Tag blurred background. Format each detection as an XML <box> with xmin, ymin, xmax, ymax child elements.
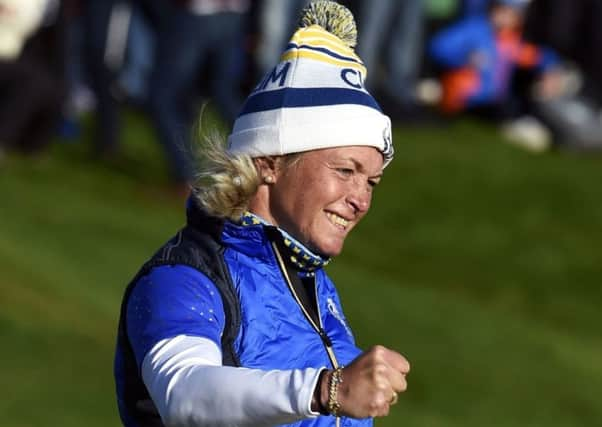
<box><xmin>1</xmin><ymin>0</ymin><xmax>602</xmax><ymax>426</ymax></box>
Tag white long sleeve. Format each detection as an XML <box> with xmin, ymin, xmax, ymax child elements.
<box><xmin>141</xmin><ymin>335</ymin><xmax>324</xmax><ymax>427</ymax></box>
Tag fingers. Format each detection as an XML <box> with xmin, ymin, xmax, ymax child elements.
<box><xmin>363</xmin><ymin>346</ymin><xmax>408</xmax><ymax>415</ymax></box>
<box><xmin>387</xmin><ymin>366</ymin><xmax>408</xmax><ymax>394</ymax></box>
<box><xmin>370</xmin><ymin>387</ymin><xmax>401</xmax><ymax>417</ymax></box>
<box><xmin>358</xmin><ymin>386</ymin><xmax>395</xmax><ymax>418</ymax></box>
<box><xmin>377</xmin><ymin>345</ymin><xmax>410</xmax><ymax>376</ymax></box>
<box><xmin>337</xmin><ymin>346</ymin><xmax>410</xmax><ymax>418</ymax></box>
<box><xmin>367</xmin><ymin>345</ymin><xmax>410</xmax><ymax>389</ymax></box>
<box><xmin>368</xmin><ymin>345</ymin><xmax>409</xmax><ymax>411</ymax></box>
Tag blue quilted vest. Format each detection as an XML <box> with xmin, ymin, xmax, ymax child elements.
<box><xmin>114</xmin><ymin>203</ymin><xmax>372</xmax><ymax>427</ymax></box>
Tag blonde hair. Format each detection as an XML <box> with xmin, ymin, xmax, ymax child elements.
<box><xmin>190</xmin><ymin>109</ymin><xmax>303</xmax><ymax>221</ymax></box>
<box><xmin>191</xmin><ymin>128</ymin><xmax>261</xmax><ymax>221</ymax></box>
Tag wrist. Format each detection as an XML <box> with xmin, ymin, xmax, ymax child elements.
<box><xmin>311</xmin><ymin>369</ymin><xmax>330</xmax><ymax>415</ymax></box>
<box><xmin>326</xmin><ymin>367</ymin><xmax>343</xmax><ymax>416</ymax></box>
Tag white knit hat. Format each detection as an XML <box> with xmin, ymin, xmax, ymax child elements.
<box><xmin>227</xmin><ymin>1</ymin><xmax>394</xmax><ymax>167</ymax></box>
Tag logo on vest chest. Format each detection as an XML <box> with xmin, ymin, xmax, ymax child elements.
<box><xmin>327</xmin><ymin>297</ymin><xmax>353</xmax><ymax>337</ymax></box>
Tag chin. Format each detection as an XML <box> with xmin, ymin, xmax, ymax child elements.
<box><xmin>314</xmin><ymin>240</ymin><xmax>345</xmax><ymax>258</ymax></box>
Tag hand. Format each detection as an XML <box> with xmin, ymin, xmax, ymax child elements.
<box><xmin>317</xmin><ymin>345</ymin><xmax>410</xmax><ymax>418</ymax></box>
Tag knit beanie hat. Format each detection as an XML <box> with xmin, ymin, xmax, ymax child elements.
<box><xmin>227</xmin><ymin>1</ymin><xmax>394</xmax><ymax>167</ymax></box>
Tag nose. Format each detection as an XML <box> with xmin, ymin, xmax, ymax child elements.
<box><xmin>346</xmin><ymin>183</ymin><xmax>371</xmax><ymax>215</ymax></box>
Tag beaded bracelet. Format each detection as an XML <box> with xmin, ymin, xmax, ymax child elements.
<box><xmin>327</xmin><ymin>367</ymin><xmax>344</xmax><ymax>416</ymax></box>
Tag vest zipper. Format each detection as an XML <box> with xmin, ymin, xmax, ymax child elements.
<box><xmin>271</xmin><ymin>242</ymin><xmax>342</xmax><ymax>427</ymax></box>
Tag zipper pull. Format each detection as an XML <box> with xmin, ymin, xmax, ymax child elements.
<box><xmin>318</xmin><ymin>328</ymin><xmax>333</xmax><ymax>347</ymax></box>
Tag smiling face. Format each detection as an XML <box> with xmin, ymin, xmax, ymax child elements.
<box><xmin>253</xmin><ymin>146</ymin><xmax>384</xmax><ymax>257</ymax></box>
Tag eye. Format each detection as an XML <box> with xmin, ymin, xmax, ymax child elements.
<box><xmin>337</xmin><ymin>168</ymin><xmax>354</xmax><ymax>177</ymax></box>
<box><xmin>368</xmin><ymin>179</ymin><xmax>379</xmax><ymax>188</ymax></box>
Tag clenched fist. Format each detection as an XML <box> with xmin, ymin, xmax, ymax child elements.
<box><xmin>314</xmin><ymin>346</ymin><xmax>410</xmax><ymax>418</ymax></box>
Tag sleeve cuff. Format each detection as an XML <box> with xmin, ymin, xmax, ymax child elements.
<box><xmin>302</xmin><ymin>367</ymin><xmax>328</xmax><ymax>417</ymax></box>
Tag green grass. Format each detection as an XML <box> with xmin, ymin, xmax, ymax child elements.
<box><xmin>1</xmin><ymin>112</ymin><xmax>601</xmax><ymax>427</ymax></box>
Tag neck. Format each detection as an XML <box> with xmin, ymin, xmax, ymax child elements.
<box><xmin>239</xmin><ymin>211</ymin><xmax>330</xmax><ymax>272</ymax></box>
<box><xmin>247</xmin><ymin>185</ymin><xmax>275</xmax><ymax>224</ymax></box>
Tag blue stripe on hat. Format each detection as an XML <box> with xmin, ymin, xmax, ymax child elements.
<box><xmin>238</xmin><ymin>87</ymin><xmax>382</xmax><ymax>116</ymax></box>
<box><xmin>285</xmin><ymin>42</ymin><xmax>363</xmax><ymax>64</ymax></box>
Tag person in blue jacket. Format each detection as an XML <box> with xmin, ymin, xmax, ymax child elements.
<box><xmin>114</xmin><ymin>2</ymin><xmax>410</xmax><ymax>427</ymax></box>
<box><xmin>429</xmin><ymin>0</ymin><xmax>560</xmax><ymax>114</ymax></box>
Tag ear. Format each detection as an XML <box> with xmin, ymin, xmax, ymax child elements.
<box><xmin>253</xmin><ymin>157</ymin><xmax>280</xmax><ymax>184</ymax></box>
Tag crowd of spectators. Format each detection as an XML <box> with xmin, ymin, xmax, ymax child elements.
<box><xmin>2</xmin><ymin>0</ymin><xmax>602</xmax><ymax>187</ymax></box>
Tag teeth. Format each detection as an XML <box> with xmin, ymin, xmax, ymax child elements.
<box><xmin>326</xmin><ymin>212</ymin><xmax>349</xmax><ymax>228</ymax></box>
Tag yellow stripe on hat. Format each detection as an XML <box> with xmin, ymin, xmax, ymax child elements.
<box><xmin>280</xmin><ymin>50</ymin><xmax>366</xmax><ymax>75</ymax></box>
<box><xmin>295</xmin><ymin>26</ymin><xmax>352</xmax><ymax>50</ymax></box>
<box><xmin>291</xmin><ymin>25</ymin><xmax>358</xmax><ymax>58</ymax></box>
<box><xmin>292</xmin><ymin>36</ymin><xmax>362</xmax><ymax>63</ymax></box>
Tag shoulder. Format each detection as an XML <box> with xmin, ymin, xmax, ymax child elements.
<box><xmin>128</xmin><ymin>265</ymin><xmax>226</xmax><ymax>332</ymax></box>
<box><xmin>130</xmin><ymin>265</ymin><xmax>226</xmax><ymax>317</ymax></box>
<box><xmin>135</xmin><ymin>264</ymin><xmax>222</xmax><ymax>300</ymax></box>
<box><xmin>126</xmin><ymin>265</ymin><xmax>227</xmax><ymax>366</ymax></box>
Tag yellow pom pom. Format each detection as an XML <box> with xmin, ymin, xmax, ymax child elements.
<box><xmin>299</xmin><ymin>1</ymin><xmax>357</xmax><ymax>48</ymax></box>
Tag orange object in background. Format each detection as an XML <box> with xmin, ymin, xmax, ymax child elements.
<box><xmin>440</xmin><ymin>67</ymin><xmax>480</xmax><ymax>113</ymax></box>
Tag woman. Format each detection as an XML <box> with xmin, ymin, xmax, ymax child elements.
<box><xmin>114</xmin><ymin>2</ymin><xmax>409</xmax><ymax>426</ymax></box>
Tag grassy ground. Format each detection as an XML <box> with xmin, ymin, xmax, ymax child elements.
<box><xmin>1</xmin><ymin>112</ymin><xmax>601</xmax><ymax>427</ymax></box>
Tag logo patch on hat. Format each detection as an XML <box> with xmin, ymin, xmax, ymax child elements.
<box><xmin>382</xmin><ymin>122</ymin><xmax>394</xmax><ymax>161</ymax></box>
